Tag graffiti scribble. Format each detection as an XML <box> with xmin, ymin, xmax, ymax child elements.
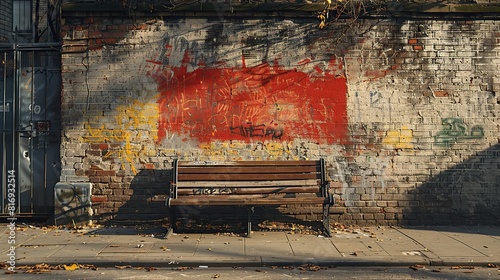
<box><xmin>230</xmin><ymin>122</ymin><xmax>284</xmax><ymax>140</ymax></box>
<box><xmin>434</xmin><ymin>118</ymin><xmax>484</xmax><ymax>146</ymax></box>
<box><xmin>192</xmin><ymin>187</ymin><xmax>237</xmax><ymax>195</ymax></box>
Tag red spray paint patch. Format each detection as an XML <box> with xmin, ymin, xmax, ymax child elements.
<box><xmin>148</xmin><ymin>58</ymin><xmax>348</xmax><ymax>144</ymax></box>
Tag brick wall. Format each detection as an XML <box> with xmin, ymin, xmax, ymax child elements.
<box><xmin>60</xmin><ymin>13</ymin><xmax>500</xmax><ymax>226</ymax></box>
<box><xmin>0</xmin><ymin>0</ymin><xmax>55</xmax><ymax>43</ymax></box>
<box><xmin>0</xmin><ymin>0</ymin><xmax>12</xmax><ymax>42</ymax></box>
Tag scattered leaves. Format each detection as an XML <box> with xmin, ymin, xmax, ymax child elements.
<box><xmin>115</xmin><ymin>265</ymin><xmax>131</xmax><ymax>269</ymax></box>
<box><xmin>11</xmin><ymin>263</ymin><xmax>97</xmax><ymax>274</ymax></box>
<box><xmin>298</xmin><ymin>263</ymin><xmax>323</xmax><ymax>271</ymax></box>
<box><xmin>63</xmin><ymin>263</ymin><xmax>79</xmax><ymax>271</ymax></box>
<box><xmin>409</xmin><ymin>264</ymin><xmax>426</xmax><ymax>271</ymax></box>
<box><xmin>451</xmin><ymin>266</ymin><xmax>475</xmax><ymax>270</ymax></box>
<box><xmin>258</xmin><ymin>221</ymin><xmax>322</xmax><ymax>235</ymax></box>
<box><xmin>176</xmin><ymin>266</ymin><xmax>192</xmax><ymax>271</ymax></box>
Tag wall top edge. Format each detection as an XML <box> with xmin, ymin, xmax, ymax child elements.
<box><xmin>61</xmin><ymin>2</ymin><xmax>500</xmax><ymax>17</ymax></box>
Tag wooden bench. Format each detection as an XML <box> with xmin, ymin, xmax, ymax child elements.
<box><xmin>166</xmin><ymin>159</ymin><xmax>334</xmax><ymax>237</ymax></box>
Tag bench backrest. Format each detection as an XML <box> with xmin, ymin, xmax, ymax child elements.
<box><xmin>171</xmin><ymin>159</ymin><xmax>328</xmax><ymax>199</ymax></box>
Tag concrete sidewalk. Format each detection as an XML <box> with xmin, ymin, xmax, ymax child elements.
<box><xmin>1</xmin><ymin>224</ymin><xmax>499</xmax><ymax>268</ymax></box>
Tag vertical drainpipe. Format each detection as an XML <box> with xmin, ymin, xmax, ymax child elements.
<box><xmin>13</xmin><ymin>46</ymin><xmax>19</xmax><ymax>214</ymax></box>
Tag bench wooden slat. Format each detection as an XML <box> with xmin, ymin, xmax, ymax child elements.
<box><xmin>169</xmin><ymin>195</ymin><xmax>326</xmax><ymax>206</ymax></box>
<box><xmin>177</xmin><ymin>173</ymin><xmax>320</xmax><ymax>181</ymax></box>
<box><xmin>177</xmin><ymin>166</ymin><xmax>320</xmax><ymax>174</ymax></box>
<box><xmin>177</xmin><ymin>186</ymin><xmax>322</xmax><ymax>195</ymax></box>
<box><xmin>175</xmin><ymin>179</ymin><xmax>320</xmax><ymax>188</ymax></box>
<box><xmin>178</xmin><ymin>160</ymin><xmax>319</xmax><ymax>167</ymax></box>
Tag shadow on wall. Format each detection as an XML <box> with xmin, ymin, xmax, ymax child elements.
<box><xmin>402</xmin><ymin>143</ymin><xmax>500</xmax><ymax>226</ymax></box>
<box><xmin>111</xmin><ymin>169</ymin><xmax>171</xmax><ymax>223</ymax></box>
<box><xmin>111</xmin><ymin>168</ymin><xmax>260</xmax><ymax>230</ymax></box>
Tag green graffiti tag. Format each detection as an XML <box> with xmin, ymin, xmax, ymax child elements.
<box><xmin>434</xmin><ymin>118</ymin><xmax>484</xmax><ymax>146</ymax></box>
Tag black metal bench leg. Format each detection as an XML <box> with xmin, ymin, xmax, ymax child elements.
<box><xmin>247</xmin><ymin>207</ymin><xmax>254</xmax><ymax>237</ymax></box>
<box><xmin>322</xmin><ymin>204</ymin><xmax>332</xmax><ymax>237</ymax></box>
<box><xmin>165</xmin><ymin>206</ymin><xmax>177</xmax><ymax>239</ymax></box>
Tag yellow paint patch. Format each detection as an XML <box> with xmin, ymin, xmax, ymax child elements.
<box><xmin>83</xmin><ymin>98</ymin><xmax>159</xmax><ymax>174</ymax></box>
<box><xmin>265</xmin><ymin>142</ymin><xmax>284</xmax><ymax>158</ymax></box>
<box><xmin>382</xmin><ymin>126</ymin><xmax>413</xmax><ymax>149</ymax></box>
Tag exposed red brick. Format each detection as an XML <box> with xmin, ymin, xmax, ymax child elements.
<box><xmin>102</xmin><ymin>38</ymin><xmax>118</xmax><ymax>45</ymax></box>
<box><xmin>434</xmin><ymin>90</ymin><xmax>449</xmax><ymax>97</ymax></box>
<box><xmin>91</xmin><ymin>143</ymin><xmax>109</xmax><ymax>150</ymax></box>
<box><xmin>143</xmin><ymin>163</ymin><xmax>155</xmax><ymax>169</ymax></box>
<box><xmin>413</xmin><ymin>45</ymin><xmax>423</xmax><ymax>51</ymax></box>
<box><xmin>91</xmin><ymin>195</ymin><xmax>108</xmax><ymax>203</ymax></box>
<box><xmin>90</xmin><ymin>165</ymin><xmax>102</xmax><ymax>170</ymax></box>
<box><xmin>88</xmin><ymin>44</ymin><xmax>102</xmax><ymax>51</ymax></box>
<box><xmin>408</xmin><ymin>38</ymin><xmax>418</xmax><ymax>44</ymax></box>
<box><xmin>95</xmin><ymin>170</ymin><xmax>116</xmax><ymax>176</ymax></box>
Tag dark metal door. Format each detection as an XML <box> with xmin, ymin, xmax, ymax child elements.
<box><xmin>1</xmin><ymin>46</ymin><xmax>61</xmax><ymax>217</ymax></box>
